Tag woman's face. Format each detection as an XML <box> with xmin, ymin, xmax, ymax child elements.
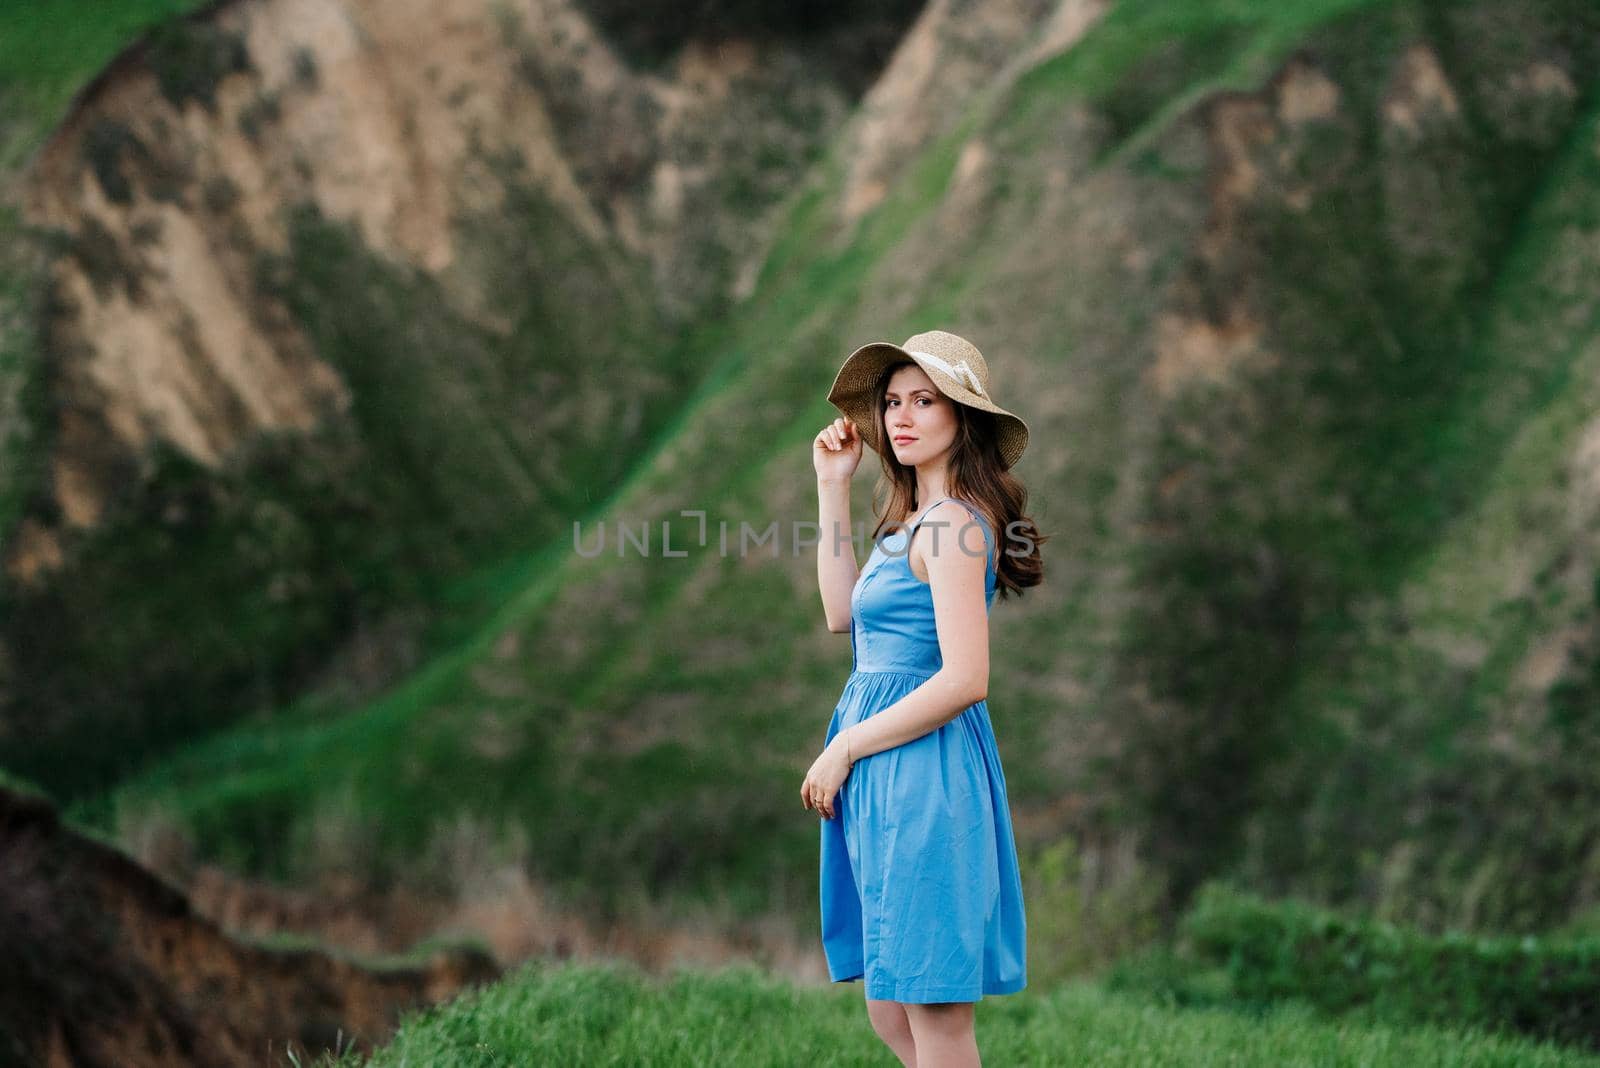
<box><xmin>882</xmin><ymin>363</ymin><xmax>958</xmax><ymax>467</ymax></box>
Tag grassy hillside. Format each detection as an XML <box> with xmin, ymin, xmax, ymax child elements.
<box><xmin>295</xmin><ymin>881</ymin><xmax>1600</xmax><ymax>1065</ymax></box>
<box><xmin>0</xmin><ymin>0</ymin><xmax>740</xmax><ymax>800</ymax></box>
<box><xmin>297</xmin><ymin>953</ymin><xmax>1600</xmax><ymax>1067</ymax></box>
<box><xmin>53</xmin><ymin>0</ymin><xmax>1600</xmax><ymax>977</ymax></box>
<box><xmin>1237</xmin><ymin>150</ymin><xmax>1600</xmax><ymax>933</ymax></box>
<box><xmin>1110</xmin><ymin>0</ymin><xmax>1600</xmax><ymax>917</ymax></box>
<box><xmin>0</xmin><ymin>0</ymin><xmax>212</xmax><ymax>537</ymax></box>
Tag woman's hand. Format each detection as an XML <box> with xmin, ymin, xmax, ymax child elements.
<box><xmin>813</xmin><ymin>416</ymin><xmax>863</xmax><ymax>483</ymax></box>
<box><xmin>801</xmin><ymin>728</ymin><xmax>854</xmax><ymax>819</ymax></box>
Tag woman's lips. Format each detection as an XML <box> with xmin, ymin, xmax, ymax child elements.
<box><xmin>892</xmin><ymin>435</ymin><xmax>917</xmax><ymax>444</ymax></box>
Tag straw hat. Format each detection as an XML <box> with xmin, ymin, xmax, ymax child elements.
<box><xmin>827</xmin><ymin>329</ymin><xmax>1030</xmax><ymax>469</ymax></box>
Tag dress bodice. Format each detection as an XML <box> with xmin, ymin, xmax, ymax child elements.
<box><xmin>849</xmin><ymin>497</ymin><xmax>997</xmax><ymax>675</ymax></box>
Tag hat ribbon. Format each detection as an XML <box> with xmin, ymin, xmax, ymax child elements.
<box><xmin>908</xmin><ymin>350</ymin><xmax>989</xmax><ymax>399</ymax></box>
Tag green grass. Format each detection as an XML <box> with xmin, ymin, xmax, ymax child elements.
<box><xmin>295</xmin><ymin>957</ymin><xmax>1600</xmax><ymax>1068</ymax></box>
<box><xmin>0</xmin><ymin>1</ymin><xmax>214</xmax><ymax>166</ymax></box>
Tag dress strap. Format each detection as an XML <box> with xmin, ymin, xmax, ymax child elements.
<box><xmin>907</xmin><ymin>497</ymin><xmax>959</xmax><ymax>533</ymax></box>
<box><xmin>908</xmin><ymin>497</ymin><xmax>995</xmax><ymax>574</ymax></box>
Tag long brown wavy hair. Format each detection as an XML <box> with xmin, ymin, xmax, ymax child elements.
<box><xmin>866</xmin><ymin>360</ymin><xmax>1047</xmax><ymax>598</ymax></box>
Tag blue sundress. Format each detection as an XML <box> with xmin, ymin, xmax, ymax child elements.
<box><xmin>818</xmin><ymin>495</ymin><xmax>1028</xmax><ymax>1003</ymax></box>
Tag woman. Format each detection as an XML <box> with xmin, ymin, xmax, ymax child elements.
<box><xmin>802</xmin><ymin>329</ymin><xmax>1046</xmax><ymax>1067</ymax></box>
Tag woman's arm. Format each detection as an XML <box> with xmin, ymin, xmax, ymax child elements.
<box><xmin>817</xmin><ymin>476</ymin><xmax>859</xmax><ymax>632</ymax></box>
<box><xmin>841</xmin><ymin>500</ymin><xmax>989</xmax><ymax>755</ymax></box>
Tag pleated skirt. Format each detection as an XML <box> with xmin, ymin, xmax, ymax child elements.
<box><xmin>818</xmin><ymin>668</ymin><xmax>1028</xmax><ymax>1003</ymax></box>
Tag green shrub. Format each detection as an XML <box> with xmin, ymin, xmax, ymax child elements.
<box><xmin>1109</xmin><ymin>881</ymin><xmax>1600</xmax><ymax>1051</ymax></box>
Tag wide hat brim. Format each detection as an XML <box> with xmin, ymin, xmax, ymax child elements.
<box><xmin>826</xmin><ymin>336</ymin><xmax>1030</xmax><ymax>469</ymax></box>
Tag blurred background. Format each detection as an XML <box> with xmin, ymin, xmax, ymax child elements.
<box><xmin>5</xmin><ymin>0</ymin><xmax>1600</xmax><ymax>1064</ymax></box>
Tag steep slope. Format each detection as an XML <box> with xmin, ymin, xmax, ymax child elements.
<box><xmin>1237</xmin><ymin>87</ymin><xmax>1600</xmax><ymax>931</ymax></box>
<box><xmin>1113</xmin><ymin>0</ymin><xmax>1600</xmax><ymax>923</ymax></box>
<box><xmin>97</xmin><ymin>0</ymin><xmax>1600</xmax><ymax>959</ymax></box>
<box><xmin>0</xmin><ymin>0</ymin><xmax>912</xmax><ymax>799</ymax></box>
<box><xmin>0</xmin><ymin>780</ymin><xmax>499</xmax><ymax>1067</ymax></box>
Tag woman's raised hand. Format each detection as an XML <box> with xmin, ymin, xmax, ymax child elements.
<box><xmin>813</xmin><ymin>416</ymin><xmax>863</xmax><ymax>481</ymax></box>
